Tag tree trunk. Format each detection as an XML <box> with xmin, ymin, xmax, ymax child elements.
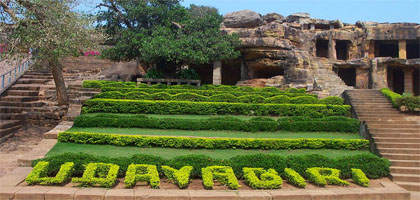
<box><xmin>49</xmin><ymin>59</ymin><xmax>68</xmax><ymax>106</ymax></box>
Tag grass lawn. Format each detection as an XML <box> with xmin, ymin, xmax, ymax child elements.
<box><xmin>79</xmin><ymin>113</ymin><xmax>279</xmax><ymax>120</ymax></box>
<box><xmin>47</xmin><ymin>142</ymin><xmax>373</xmax><ymax>159</ymax></box>
<box><xmin>67</xmin><ymin>127</ymin><xmax>362</xmax><ymax>139</ymax></box>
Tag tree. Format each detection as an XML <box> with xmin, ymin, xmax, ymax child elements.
<box><xmin>98</xmin><ymin>0</ymin><xmax>240</xmax><ymax>75</ymax></box>
<box><xmin>0</xmin><ymin>0</ymin><xmax>98</xmax><ymax>105</ymax></box>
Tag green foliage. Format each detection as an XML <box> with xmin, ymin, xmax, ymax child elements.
<box><xmin>243</xmin><ymin>168</ymin><xmax>282</xmax><ymax>189</ymax></box>
<box><xmin>290</xmin><ymin>96</ymin><xmax>319</xmax><ymax>104</ymax></box>
<box><xmin>95</xmin><ymin>91</ymin><xmax>125</xmax><ymax>99</ymax></box>
<box><xmin>125</xmin><ymin>91</ymin><xmax>150</xmax><ymax>100</ymax></box>
<box><xmin>145</xmin><ymin>69</ymin><xmax>165</xmax><ymax>79</ymax></box>
<box><xmin>278</xmin><ymin>116</ymin><xmax>360</xmax><ymax>132</ymax></box>
<box><xmin>124</xmin><ymin>164</ymin><xmax>160</xmax><ymax>188</ymax></box>
<box><xmin>209</xmin><ymin>93</ymin><xmax>238</xmax><ymax>102</ymax></box>
<box><xmin>264</xmin><ymin>95</ymin><xmax>290</xmax><ymax>104</ymax></box>
<box><xmin>34</xmin><ymin>153</ymin><xmax>390</xmax><ymax>180</ymax></box>
<box><xmin>82</xmin><ymin>99</ymin><xmax>351</xmax><ymax>117</ymax></box>
<box><xmin>149</xmin><ymin>92</ymin><xmax>172</xmax><ymax>100</ymax></box>
<box><xmin>172</xmin><ymin>93</ymin><xmax>209</xmax><ymax>102</ymax></box>
<box><xmin>58</xmin><ymin>131</ymin><xmax>369</xmax><ymax>150</ymax></box>
<box><xmin>286</xmin><ymin>88</ymin><xmax>306</xmax><ymax>93</ymax></box>
<box><xmin>26</xmin><ymin>162</ymin><xmax>74</xmax><ymax>185</ymax></box>
<box><xmin>202</xmin><ymin>166</ymin><xmax>240</xmax><ymax>190</ymax></box>
<box><xmin>381</xmin><ymin>88</ymin><xmax>402</xmax><ymax>107</ymax></box>
<box><xmin>351</xmin><ymin>168</ymin><xmax>370</xmax><ymax>187</ymax></box>
<box><xmin>162</xmin><ymin>166</ymin><xmax>193</xmax><ymax>189</ymax></box>
<box><xmin>319</xmin><ymin>96</ymin><xmax>344</xmax><ymax>105</ymax></box>
<box><xmin>178</xmin><ymin>68</ymin><xmax>200</xmax><ymax>80</ymax></box>
<box><xmin>283</xmin><ymin>168</ymin><xmax>306</xmax><ymax>188</ymax></box>
<box><xmin>306</xmin><ymin>167</ymin><xmax>349</xmax><ymax>187</ymax></box>
<box><xmin>237</xmin><ymin>95</ymin><xmax>266</xmax><ymax>104</ymax></box>
<box><xmin>72</xmin><ymin>163</ymin><xmax>119</xmax><ymax>188</ymax></box>
<box><xmin>74</xmin><ymin>114</ymin><xmax>277</xmax><ymax>132</ymax></box>
<box><xmin>396</xmin><ymin>96</ymin><xmax>420</xmax><ymax>112</ymax></box>
<box><xmin>83</xmin><ymin>80</ymin><xmax>136</xmax><ymax>89</ymax></box>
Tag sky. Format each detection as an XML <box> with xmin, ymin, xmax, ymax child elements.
<box><xmin>77</xmin><ymin>0</ymin><xmax>420</xmax><ymax>24</ymax></box>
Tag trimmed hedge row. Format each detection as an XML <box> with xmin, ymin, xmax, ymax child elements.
<box><xmin>83</xmin><ymin>80</ymin><xmax>136</xmax><ymax>89</ymax></box>
<box><xmin>74</xmin><ymin>114</ymin><xmax>359</xmax><ymax>133</ymax></box>
<box><xmin>381</xmin><ymin>88</ymin><xmax>401</xmax><ymax>107</ymax></box>
<box><xmin>82</xmin><ymin>99</ymin><xmax>351</xmax><ymax>117</ymax></box>
<box><xmin>94</xmin><ymin>91</ymin><xmax>342</xmax><ymax>105</ymax></box>
<box><xmin>306</xmin><ymin>167</ymin><xmax>349</xmax><ymax>186</ymax></box>
<box><xmin>33</xmin><ymin>153</ymin><xmax>391</xmax><ymax>180</ymax></box>
<box><xmin>74</xmin><ymin>114</ymin><xmax>278</xmax><ymax>132</ymax></box>
<box><xmin>58</xmin><ymin>132</ymin><xmax>369</xmax><ymax>150</ymax></box>
<box><xmin>100</xmin><ymin>87</ymin><xmax>318</xmax><ymax>98</ymax></box>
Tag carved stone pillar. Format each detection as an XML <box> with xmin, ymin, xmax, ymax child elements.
<box><xmin>328</xmin><ymin>38</ymin><xmax>337</xmax><ymax>60</ymax></box>
<box><xmin>399</xmin><ymin>40</ymin><xmax>407</xmax><ymax>59</ymax></box>
<box><xmin>213</xmin><ymin>61</ymin><xmax>222</xmax><ymax>85</ymax></box>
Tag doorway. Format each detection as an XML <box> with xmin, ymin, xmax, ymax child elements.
<box><xmin>334</xmin><ymin>67</ymin><xmax>356</xmax><ymax>86</ymax></box>
<box><xmin>336</xmin><ymin>40</ymin><xmax>350</xmax><ymax>60</ymax></box>
<box><xmin>374</xmin><ymin>40</ymin><xmax>399</xmax><ymax>58</ymax></box>
<box><xmin>316</xmin><ymin>39</ymin><xmax>329</xmax><ymax>58</ymax></box>
<box><xmin>387</xmin><ymin>67</ymin><xmax>405</xmax><ymax>94</ymax></box>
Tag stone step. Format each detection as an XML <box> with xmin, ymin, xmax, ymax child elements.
<box><xmin>359</xmin><ymin>117</ymin><xmax>411</xmax><ymax>122</ymax></box>
<box><xmin>0</xmin><ymin>120</ymin><xmax>22</xmax><ymax>129</ymax></box>
<box><xmin>370</xmin><ymin>124</ymin><xmax>420</xmax><ymax>129</ymax></box>
<box><xmin>16</xmin><ymin>78</ymin><xmax>49</xmax><ymax>84</ymax></box>
<box><xmin>374</xmin><ymin>137</ymin><xmax>420</xmax><ymax>143</ymax></box>
<box><xmin>372</xmin><ymin>133</ymin><xmax>420</xmax><ymax>139</ymax></box>
<box><xmin>5</xmin><ymin>90</ymin><xmax>39</xmax><ymax>96</ymax></box>
<box><xmin>381</xmin><ymin>153</ymin><xmax>420</xmax><ymax>160</ymax></box>
<box><xmin>395</xmin><ymin>181</ymin><xmax>420</xmax><ymax>191</ymax></box>
<box><xmin>355</xmin><ymin>111</ymin><xmax>402</xmax><ymax>115</ymax></box>
<box><xmin>391</xmin><ymin>160</ymin><xmax>420</xmax><ymax>167</ymax></box>
<box><xmin>390</xmin><ymin>166</ymin><xmax>420</xmax><ymax>174</ymax></box>
<box><xmin>369</xmin><ymin>128</ymin><xmax>420</xmax><ymax>133</ymax></box>
<box><xmin>0</xmin><ymin>113</ymin><xmax>27</xmax><ymax>120</ymax></box>
<box><xmin>377</xmin><ymin>142</ymin><xmax>420</xmax><ymax>148</ymax></box>
<box><xmin>0</xmin><ymin>96</ymin><xmax>40</xmax><ymax>102</ymax></box>
<box><xmin>390</xmin><ymin>173</ymin><xmax>420</xmax><ymax>182</ymax></box>
<box><xmin>9</xmin><ymin>84</ymin><xmax>41</xmax><ymax>91</ymax></box>
<box><xmin>25</xmin><ymin>71</ymin><xmax>51</xmax><ymax>76</ymax></box>
<box><xmin>0</xmin><ymin>125</ymin><xmax>22</xmax><ymax>138</ymax></box>
<box><xmin>21</xmin><ymin>75</ymin><xmax>53</xmax><ymax>79</ymax></box>
<box><xmin>348</xmin><ymin>98</ymin><xmax>390</xmax><ymax>102</ymax></box>
<box><xmin>379</xmin><ymin>148</ymin><xmax>420</xmax><ymax>154</ymax></box>
<box><xmin>367</xmin><ymin>121</ymin><xmax>419</xmax><ymax>125</ymax></box>
<box><xmin>0</xmin><ymin>106</ymin><xmax>51</xmax><ymax>113</ymax></box>
<box><xmin>0</xmin><ymin>101</ymin><xmax>46</xmax><ymax>107</ymax></box>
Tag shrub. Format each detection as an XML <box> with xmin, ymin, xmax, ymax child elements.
<box><xmin>125</xmin><ymin>91</ymin><xmax>150</xmax><ymax>100</ymax></box>
<box><xmin>202</xmin><ymin>166</ymin><xmax>240</xmax><ymax>190</ymax></box>
<box><xmin>124</xmin><ymin>164</ymin><xmax>160</xmax><ymax>188</ymax></box>
<box><xmin>381</xmin><ymin>88</ymin><xmax>402</xmax><ymax>107</ymax></box>
<box><xmin>306</xmin><ymin>167</ymin><xmax>349</xmax><ymax>187</ymax></box>
<box><xmin>82</xmin><ymin>99</ymin><xmax>351</xmax><ymax>117</ymax></box>
<box><xmin>94</xmin><ymin>91</ymin><xmax>125</xmax><ymax>99</ymax></box>
<box><xmin>34</xmin><ymin>153</ymin><xmax>390</xmax><ymax>180</ymax></box>
<box><xmin>351</xmin><ymin>168</ymin><xmax>369</xmax><ymax>187</ymax></box>
<box><xmin>162</xmin><ymin>166</ymin><xmax>193</xmax><ymax>189</ymax></box>
<box><xmin>290</xmin><ymin>96</ymin><xmax>319</xmax><ymax>104</ymax></box>
<box><xmin>149</xmin><ymin>92</ymin><xmax>171</xmax><ymax>100</ymax></box>
<box><xmin>208</xmin><ymin>93</ymin><xmax>238</xmax><ymax>102</ymax></box>
<box><xmin>145</xmin><ymin>69</ymin><xmax>165</xmax><ymax>79</ymax></box>
<box><xmin>319</xmin><ymin>96</ymin><xmax>344</xmax><ymax>105</ymax></box>
<box><xmin>238</xmin><ymin>95</ymin><xmax>266</xmax><ymax>104</ymax></box>
<box><xmin>172</xmin><ymin>93</ymin><xmax>209</xmax><ymax>102</ymax></box>
<box><xmin>26</xmin><ymin>162</ymin><xmax>74</xmax><ymax>185</ymax></box>
<box><xmin>178</xmin><ymin>68</ymin><xmax>199</xmax><ymax>80</ymax></box>
<box><xmin>150</xmin><ymin>83</ymin><xmax>168</xmax><ymax>89</ymax></box>
<box><xmin>72</xmin><ymin>163</ymin><xmax>119</xmax><ymax>188</ymax></box>
<box><xmin>264</xmin><ymin>95</ymin><xmax>290</xmax><ymax>104</ymax></box>
<box><xmin>259</xmin><ymin>87</ymin><xmax>281</xmax><ymax>93</ymax></box>
<box><xmin>278</xmin><ymin>116</ymin><xmax>360</xmax><ymax>132</ymax></box>
<box><xmin>214</xmin><ymin>85</ymin><xmax>235</xmax><ymax>91</ymax></box>
<box><xmin>83</xmin><ymin>80</ymin><xmax>136</xmax><ymax>89</ymax></box>
<box><xmin>283</xmin><ymin>168</ymin><xmax>306</xmax><ymax>188</ymax></box>
<box><xmin>396</xmin><ymin>95</ymin><xmax>420</xmax><ymax>112</ymax></box>
<box><xmin>58</xmin><ymin>132</ymin><xmax>369</xmax><ymax>150</ymax></box>
<box><xmin>236</xmin><ymin>86</ymin><xmax>255</xmax><ymax>92</ymax></box>
<box><xmin>243</xmin><ymin>168</ymin><xmax>282</xmax><ymax>189</ymax></box>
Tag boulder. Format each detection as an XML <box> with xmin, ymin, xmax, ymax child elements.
<box><xmin>286</xmin><ymin>12</ymin><xmax>310</xmax><ymax>23</ymax></box>
<box><xmin>263</xmin><ymin>13</ymin><xmax>284</xmax><ymax>23</ymax></box>
<box><xmin>224</xmin><ymin>10</ymin><xmax>263</xmax><ymax>28</ymax></box>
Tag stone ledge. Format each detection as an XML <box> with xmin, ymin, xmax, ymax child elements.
<box><xmin>0</xmin><ymin>183</ymin><xmax>410</xmax><ymax>200</ymax></box>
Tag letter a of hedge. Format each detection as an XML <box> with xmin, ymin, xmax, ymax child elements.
<box><xmin>26</xmin><ymin>161</ymin><xmax>74</xmax><ymax>185</ymax></box>
<box><xmin>202</xmin><ymin>166</ymin><xmax>240</xmax><ymax>190</ymax></box>
<box><xmin>124</xmin><ymin>164</ymin><xmax>160</xmax><ymax>188</ymax></box>
<box><xmin>306</xmin><ymin>167</ymin><xmax>349</xmax><ymax>186</ymax></box>
<box><xmin>243</xmin><ymin>168</ymin><xmax>282</xmax><ymax>189</ymax></box>
<box><xmin>162</xmin><ymin>166</ymin><xmax>193</xmax><ymax>189</ymax></box>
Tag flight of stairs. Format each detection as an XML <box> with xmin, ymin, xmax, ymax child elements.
<box><xmin>346</xmin><ymin>89</ymin><xmax>420</xmax><ymax>191</ymax></box>
<box><xmin>313</xmin><ymin>58</ymin><xmax>354</xmax><ymax>97</ymax></box>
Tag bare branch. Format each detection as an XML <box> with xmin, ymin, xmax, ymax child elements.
<box><xmin>98</xmin><ymin>1</ymin><xmax>132</xmax><ymax>29</ymax></box>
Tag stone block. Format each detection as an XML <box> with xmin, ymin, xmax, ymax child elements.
<box><xmin>189</xmin><ymin>190</ymin><xmax>240</xmax><ymax>200</ymax></box>
<box><xmin>45</xmin><ymin>187</ymin><xmax>78</xmax><ymax>200</ymax></box>
<box><xmin>0</xmin><ymin>187</ymin><xmax>22</xmax><ymax>200</ymax></box>
<box><xmin>238</xmin><ymin>191</ymin><xmax>271</xmax><ymax>200</ymax></box>
<box><xmin>105</xmin><ymin>189</ymin><xmax>134</xmax><ymax>200</ymax></box>
<box><xmin>15</xmin><ymin>187</ymin><xmax>49</xmax><ymax>200</ymax></box>
<box><xmin>268</xmin><ymin>190</ymin><xmax>311</xmax><ymax>200</ymax></box>
<box><xmin>74</xmin><ymin>188</ymin><xmax>107</xmax><ymax>200</ymax></box>
<box><xmin>135</xmin><ymin>189</ymin><xmax>189</xmax><ymax>200</ymax></box>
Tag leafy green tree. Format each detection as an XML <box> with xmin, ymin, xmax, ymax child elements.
<box><xmin>0</xmin><ymin>0</ymin><xmax>98</xmax><ymax>105</ymax></box>
<box><xmin>98</xmin><ymin>0</ymin><xmax>240</xmax><ymax>75</ymax></box>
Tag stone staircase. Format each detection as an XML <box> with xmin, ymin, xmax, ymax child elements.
<box><xmin>0</xmin><ymin>71</ymin><xmax>66</xmax><ymax>140</ymax></box>
<box><xmin>346</xmin><ymin>89</ymin><xmax>420</xmax><ymax>192</ymax></box>
<box><xmin>313</xmin><ymin>58</ymin><xmax>353</xmax><ymax>97</ymax></box>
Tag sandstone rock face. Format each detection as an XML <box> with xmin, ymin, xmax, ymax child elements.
<box><xmin>286</xmin><ymin>13</ymin><xmax>310</xmax><ymax>23</ymax></box>
<box><xmin>263</xmin><ymin>13</ymin><xmax>284</xmax><ymax>23</ymax></box>
<box><xmin>224</xmin><ymin>10</ymin><xmax>263</xmax><ymax>28</ymax></box>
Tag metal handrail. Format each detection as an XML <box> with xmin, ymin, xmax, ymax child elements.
<box><xmin>0</xmin><ymin>58</ymin><xmax>33</xmax><ymax>95</ymax></box>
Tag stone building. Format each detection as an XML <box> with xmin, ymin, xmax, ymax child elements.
<box><xmin>193</xmin><ymin>10</ymin><xmax>420</xmax><ymax>97</ymax></box>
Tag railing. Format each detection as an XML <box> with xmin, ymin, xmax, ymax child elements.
<box><xmin>0</xmin><ymin>58</ymin><xmax>33</xmax><ymax>95</ymax></box>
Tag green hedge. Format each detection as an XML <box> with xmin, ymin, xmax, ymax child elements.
<box><xmin>100</xmin><ymin>87</ymin><xmax>317</xmax><ymax>98</ymax></box>
<box><xmin>396</xmin><ymin>96</ymin><xmax>420</xmax><ymax>112</ymax></box>
<box><xmin>82</xmin><ymin>99</ymin><xmax>351</xmax><ymax>118</ymax></box>
<box><xmin>83</xmin><ymin>80</ymin><xmax>136</xmax><ymax>89</ymax></box>
<box><xmin>33</xmin><ymin>153</ymin><xmax>391</xmax><ymax>180</ymax></box>
<box><xmin>278</xmin><ymin>116</ymin><xmax>360</xmax><ymax>133</ymax></box>
<box><xmin>74</xmin><ymin>114</ymin><xmax>278</xmax><ymax>132</ymax></box>
<box><xmin>58</xmin><ymin>132</ymin><xmax>369</xmax><ymax>150</ymax></box>
<box><xmin>381</xmin><ymin>88</ymin><xmax>401</xmax><ymax>107</ymax></box>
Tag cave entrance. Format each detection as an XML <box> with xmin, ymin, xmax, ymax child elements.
<box><xmin>316</xmin><ymin>39</ymin><xmax>329</xmax><ymax>58</ymax></box>
<box><xmin>374</xmin><ymin>40</ymin><xmax>399</xmax><ymax>58</ymax></box>
<box><xmin>221</xmin><ymin>59</ymin><xmax>241</xmax><ymax>85</ymax></box>
<box><xmin>333</xmin><ymin>67</ymin><xmax>356</xmax><ymax>86</ymax></box>
<box><xmin>336</xmin><ymin>40</ymin><xmax>350</xmax><ymax>60</ymax></box>
<box><xmin>414</xmin><ymin>68</ymin><xmax>419</xmax><ymax>96</ymax></box>
<box><xmin>253</xmin><ymin>66</ymin><xmax>285</xmax><ymax>79</ymax></box>
<box><xmin>407</xmin><ymin>39</ymin><xmax>420</xmax><ymax>59</ymax></box>
<box><xmin>387</xmin><ymin>67</ymin><xmax>405</xmax><ymax>94</ymax></box>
